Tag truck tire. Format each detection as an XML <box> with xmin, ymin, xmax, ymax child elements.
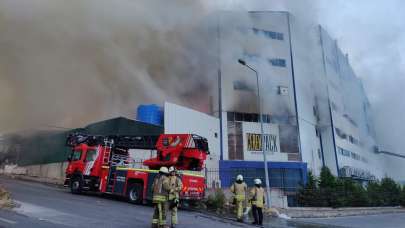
<box><xmin>70</xmin><ymin>176</ymin><xmax>83</xmax><ymax>194</ymax></box>
<box><xmin>127</xmin><ymin>183</ymin><xmax>143</xmax><ymax>204</ymax></box>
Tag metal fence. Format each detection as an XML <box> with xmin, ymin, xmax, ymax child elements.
<box><xmin>204</xmin><ymin>167</ymin><xmax>304</xmax><ymax>195</ymax></box>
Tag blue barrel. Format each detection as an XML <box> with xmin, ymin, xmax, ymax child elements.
<box><xmin>136</xmin><ymin>104</ymin><xmax>163</xmax><ymax>126</ymax></box>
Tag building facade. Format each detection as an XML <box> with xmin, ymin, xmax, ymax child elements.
<box><xmin>212</xmin><ymin>10</ymin><xmax>382</xmax><ymax>186</ymax></box>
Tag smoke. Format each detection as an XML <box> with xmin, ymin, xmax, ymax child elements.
<box><xmin>0</xmin><ymin>0</ymin><xmax>218</xmax><ymax>132</ymax></box>
<box><xmin>2</xmin><ymin>0</ymin><xmax>403</xmax><ymax>178</ymax></box>
<box><xmin>316</xmin><ymin>0</ymin><xmax>405</xmax><ymax>179</ymax></box>
<box><xmin>0</xmin><ymin>0</ymin><xmax>320</xmax><ymax>133</ymax></box>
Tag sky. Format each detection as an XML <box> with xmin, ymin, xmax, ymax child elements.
<box><xmin>316</xmin><ymin>1</ymin><xmax>405</xmax><ymax>154</ymax></box>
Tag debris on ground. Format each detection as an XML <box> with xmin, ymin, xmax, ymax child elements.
<box><xmin>264</xmin><ymin>207</ymin><xmax>280</xmax><ymax>217</ymax></box>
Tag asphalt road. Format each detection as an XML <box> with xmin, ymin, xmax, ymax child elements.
<box><xmin>295</xmin><ymin>213</ymin><xmax>405</xmax><ymax>228</ymax></box>
<box><xmin>0</xmin><ymin>176</ymin><xmax>256</xmax><ymax>228</ymax></box>
<box><xmin>3</xmin><ymin>176</ymin><xmax>403</xmax><ymax>228</ymax></box>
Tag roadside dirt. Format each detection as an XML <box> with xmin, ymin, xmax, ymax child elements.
<box><xmin>0</xmin><ymin>185</ymin><xmax>14</xmax><ymax>209</ymax></box>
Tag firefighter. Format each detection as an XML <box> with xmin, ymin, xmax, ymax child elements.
<box><xmin>168</xmin><ymin>166</ymin><xmax>182</xmax><ymax>228</ymax></box>
<box><xmin>250</xmin><ymin>178</ymin><xmax>265</xmax><ymax>227</ymax></box>
<box><xmin>230</xmin><ymin>174</ymin><xmax>247</xmax><ymax>222</ymax></box>
<box><xmin>151</xmin><ymin>166</ymin><xmax>171</xmax><ymax>228</ymax></box>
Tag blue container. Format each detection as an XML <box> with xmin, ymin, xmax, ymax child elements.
<box><xmin>136</xmin><ymin>104</ymin><xmax>163</xmax><ymax>126</ymax></box>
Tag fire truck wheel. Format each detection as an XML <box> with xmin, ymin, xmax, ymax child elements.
<box><xmin>70</xmin><ymin>176</ymin><xmax>83</xmax><ymax>194</ymax></box>
<box><xmin>127</xmin><ymin>183</ymin><xmax>143</xmax><ymax>204</ymax></box>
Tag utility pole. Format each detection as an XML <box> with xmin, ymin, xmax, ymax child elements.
<box><xmin>238</xmin><ymin>59</ymin><xmax>271</xmax><ymax>208</ymax></box>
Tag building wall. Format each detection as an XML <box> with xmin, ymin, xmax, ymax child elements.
<box><xmin>164</xmin><ymin>102</ymin><xmax>220</xmax><ymax>170</ymax></box>
<box><xmin>218</xmin><ymin>11</ymin><xmax>301</xmax><ymax>165</ymax></box>
<box><xmin>216</xmin><ymin>11</ymin><xmax>383</xmax><ymax>180</ymax></box>
<box><xmin>219</xmin><ymin>11</ymin><xmax>296</xmax><ymax>116</ymax></box>
<box><xmin>288</xmin><ymin>15</ymin><xmax>328</xmax><ymax>176</ymax></box>
<box><xmin>241</xmin><ymin>122</ymin><xmax>284</xmax><ymax>161</ymax></box>
<box><xmin>318</xmin><ymin>27</ymin><xmax>382</xmax><ymax>180</ymax></box>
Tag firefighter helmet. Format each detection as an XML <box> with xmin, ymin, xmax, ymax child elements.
<box><xmin>254</xmin><ymin>179</ymin><xmax>262</xmax><ymax>185</ymax></box>
<box><xmin>236</xmin><ymin>174</ymin><xmax>243</xmax><ymax>181</ymax></box>
<box><xmin>168</xmin><ymin>166</ymin><xmax>176</xmax><ymax>173</ymax></box>
<box><xmin>159</xmin><ymin>166</ymin><xmax>169</xmax><ymax>174</ymax></box>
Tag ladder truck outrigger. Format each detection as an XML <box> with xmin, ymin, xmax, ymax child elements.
<box><xmin>64</xmin><ymin>133</ymin><xmax>209</xmax><ymax>204</ymax></box>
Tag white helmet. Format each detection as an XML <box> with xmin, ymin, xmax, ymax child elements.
<box><xmin>159</xmin><ymin>166</ymin><xmax>169</xmax><ymax>174</ymax></box>
<box><xmin>236</xmin><ymin>174</ymin><xmax>243</xmax><ymax>181</ymax></box>
<box><xmin>254</xmin><ymin>179</ymin><xmax>262</xmax><ymax>185</ymax></box>
<box><xmin>168</xmin><ymin>166</ymin><xmax>176</xmax><ymax>173</ymax></box>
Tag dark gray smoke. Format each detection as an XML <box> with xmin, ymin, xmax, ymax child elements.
<box><xmin>2</xmin><ymin>0</ymin><xmax>403</xmax><ymax>180</ymax></box>
<box><xmin>0</xmin><ymin>0</ymin><xmax>218</xmax><ymax>132</ymax></box>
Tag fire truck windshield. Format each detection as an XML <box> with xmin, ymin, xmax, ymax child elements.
<box><xmin>85</xmin><ymin>149</ymin><xmax>98</xmax><ymax>162</ymax></box>
<box><xmin>71</xmin><ymin>150</ymin><xmax>82</xmax><ymax>161</ymax></box>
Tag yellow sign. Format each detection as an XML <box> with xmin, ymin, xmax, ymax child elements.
<box><xmin>247</xmin><ymin>133</ymin><xmax>278</xmax><ymax>152</ymax></box>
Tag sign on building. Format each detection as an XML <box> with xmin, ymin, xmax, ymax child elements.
<box><xmin>247</xmin><ymin>133</ymin><xmax>278</xmax><ymax>153</ymax></box>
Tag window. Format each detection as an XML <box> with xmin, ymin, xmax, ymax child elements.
<box><xmin>251</xmin><ymin>114</ymin><xmax>259</xmax><ymax>122</ymax></box>
<box><xmin>235</xmin><ymin>112</ymin><xmax>243</xmax><ymax>121</ymax></box>
<box><xmin>227</xmin><ymin>112</ymin><xmax>235</xmax><ymax>121</ymax></box>
<box><xmin>269</xmin><ymin>58</ymin><xmax>287</xmax><ymax>67</ymax></box>
<box><xmin>233</xmin><ymin>80</ymin><xmax>254</xmax><ymax>91</ymax></box>
<box><xmin>243</xmin><ymin>51</ymin><xmax>261</xmax><ymax>61</ymax></box>
<box><xmin>337</xmin><ymin>147</ymin><xmax>351</xmax><ymax>157</ymax></box>
<box><xmin>85</xmin><ymin>149</ymin><xmax>98</xmax><ymax>162</ymax></box>
<box><xmin>261</xmin><ymin>114</ymin><xmax>271</xmax><ymax>123</ymax></box>
<box><xmin>349</xmin><ymin>135</ymin><xmax>359</xmax><ymax>145</ymax></box>
<box><xmin>228</xmin><ymin>122</ymin><xmax>243</xmax><ymax>160</ymax></box>
<box><xmin>335</xmin><ymin>128</ymin><xmax>347</xmax><ymax>139</ymax></box>
<box><xmin>350</xmin><ymin>152</ymin><xmax>361</xmax><ymax>160</ymax></box>
<box><xmin>252</xmin><ymin>28</ymin><xmax>284</xmax><ymax>40</ymax></box>
<box><xmin>280</xmin><ymin>125</ymin><xmax>299</xmax><ymax>154</ymax></box>
<box><xmin>71</xmin><ymin>150</ymin><xmax>82</xmax><ymax>161</ymax></box>
<box><xmin>227</xmin><ymin>112</ymin><xmax>269</xmax><ymax>123</ymax></box>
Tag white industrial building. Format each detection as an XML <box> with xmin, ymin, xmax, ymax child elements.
<box><xmin>161</xmin><ymin>11</ymin><xmax>390</xmax><ymax>204</ymax></box>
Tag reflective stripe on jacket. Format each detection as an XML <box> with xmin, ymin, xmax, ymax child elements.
<box><xmin>230</xmin><ymin>182</ymin><xmax>247</xmax><ymax>201</ymax></box>
<box><xmin>152</xmin><ymin>174</ymin><xmax>170</xmax><ymax>202</ymax></box>
<box><xmin>168</xmin><ymin>175</ymin><xmax>183</xmax><ymax>200</ymax></box>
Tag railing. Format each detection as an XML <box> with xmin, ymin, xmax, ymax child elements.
<box><xmin>203</xmin><ymin>168</ymin><xmax>303</xmax><ymax>195</ymax></box>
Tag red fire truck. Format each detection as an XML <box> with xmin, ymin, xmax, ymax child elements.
<box><xmin>64</xmin><ymin>133</ymin><xmax>209</xmax><ymax>204</ymax></box>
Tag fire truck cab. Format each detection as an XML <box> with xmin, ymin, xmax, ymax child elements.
<box><xmin>64</xmin><ymin>133</ymin><xmax>208</xmax><ymax>204</ymax></box>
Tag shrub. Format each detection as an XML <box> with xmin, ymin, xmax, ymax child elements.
<box><xmin>318</xmin><ymin>167</ymin><xmax>340</xmax><ymax>207</ymax></box>
<box><xmin>399</xmin><ymin>186</ymin><xmax>405</xmax><ymax>207</ymax></box>
<box><xmin>297</xmin><ymin>168</ymin><xmax>403</xmax><ymax>208</ymax></box>
<box><xmin>340</xmin><ymin>178</ymin><xmax>368</xmax><ymax>207</ymax></box>
<box><xmin>205</xmin><ymin>189</ymin><xmax>226</xmax><ymax>210</ymax></box>
<box><xmin>379</xmin><ymin>177</ymin><xmax>401</xmax><ymax>206</ymax></box>
<box><xmin>297</xmin><ymin>171</ymin><xmax>320</xmax><ymax>206</ymax></box>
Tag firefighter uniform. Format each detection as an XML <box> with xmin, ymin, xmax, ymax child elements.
<box><xmin>151</xmin><ymin>167</ymin><xmax>171</xmax><ymax>228</ymax></box>
<box><xmin>230</xmin><ymin>175</ymin><xmax>247</xmax><ymax>222</ymax></box>
<box><xmin>168</xmin><ymin>169</ymin><xmax>182</xmax><ymax>227</ymax></box>
<box><xmin>250</xmin><ymin>179</ymin><xmax>265</xmax><ymax>226</ymax></box>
